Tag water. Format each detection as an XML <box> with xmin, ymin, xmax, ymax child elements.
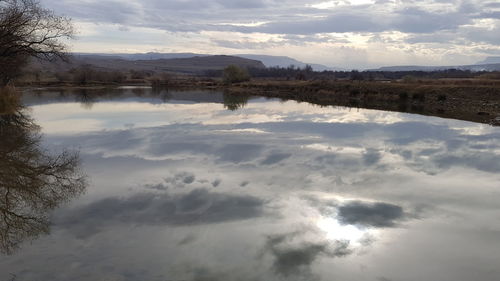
<box><xmin>1</xmin><ymin>88</ymin><xmax>500</xmax><ymax>281</ymax></box>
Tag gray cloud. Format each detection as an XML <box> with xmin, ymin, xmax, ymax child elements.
<box><xmin>239</xmin><ymin>13</ymin><xmax>385</xmax><ymax>34</ymax></box>
<box><xmin>37</xmin><ymin>0</ymin><xmax>500</xmax><ymax>66</ymax></box>
<box><xmin>216</xmin><ymin>144</ymin><xmax>264</xmax><ymax>163</ymax></box>
<box><xmin>260</xmin><ymin>152</ymin><xmax>292</xmax><ymax>165</ymax></box>
<box><xmin>56</xmin><ymin>188</ymin><xmax>266</xmax><ymax>237</ymax></box>
<box><xmin>362</xmin><ymin>148</ymin><xmax>382</xmax><ymax>166</ymax></box>
<box><xmin>432</xmin><ymin>153</ymin><xmax>500</xmax><ymax>173</ymax></box>
<box><xmin>392</xmin><ymin>7</ymin><xmax>470</xmax><ymax>33</ymax></box>
<box><xmin>42</xmin><ymin>0</ymin><xmax>499</xmax><ymax>37</ymax></box>
<box><xmin>211</xmin><ymin>39</ymin><xmax>281</xmax><ymax>50</ymax></box>
<box><xmin>164</xmin><ymin>172</ymin><xmax>197</xmax><ymax>185</ymax></box>
<box><xmin>337</xmin><ymin>201</ymin><xmax>405</xmax><ymax>227</ymax></box>
<box><xmin>263</xmin><ymin>232</ymin><xmax>351</xmax><ymax>277</ymax></box>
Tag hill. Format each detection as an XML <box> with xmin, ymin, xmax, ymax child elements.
<box><xmin>235</xmin><ymin>54</ymin><xmax>342</xmax><ymax>71</ymax></box>
<box><xmin>73</xmin><ymin>52</ymin><xmax>339</xmax><ymax>71</ymax></box>
<box><xmin>31</xmin><ymin>55</ymin><xmax>266</xmax><ymax>75</ymax></box>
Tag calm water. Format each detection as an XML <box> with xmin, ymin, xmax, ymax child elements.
<box><xmin>1</xmin><ymin>88</ymin><xmax>500</xmax><ymax>281</ymax></box>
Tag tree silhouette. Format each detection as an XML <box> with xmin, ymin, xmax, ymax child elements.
<box><xmin>223</xmin><ymin>65</ymin><xmax>250</xmax><ymax>84</ymax></box>
<box><xmin>0</xmin><ymin>0</ymin><xmax>74</xmax><ymax>85</ymax></box>
<box><xmin>0</xmin><ymin>96</ymin><xmax>86</xmax><ymax>255</ymax></box>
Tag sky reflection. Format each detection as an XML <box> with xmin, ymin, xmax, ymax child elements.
<box><xmin>1</xmin><ymin>89</ymin><xmax>499</xmax><ymax>281</ymax></box>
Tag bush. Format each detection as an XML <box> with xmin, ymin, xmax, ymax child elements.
<box><xmin>70</xmin><ymin>66</ymin><xmax>126</xmax><ymax>84</ymax></box>
<box><xmin>478</xmin><ymin>72</ymin><xmax>500</xmax><ymax>80</ymax></box>
<box><xmin>437</xmin><ymin>94</ymin><xmax>447</xmax><ymax>101</ymax></box>
<box><xmin>223</xmin><ymin>65</ymin><xmax>250</xmax><ymax>84</ymax></box>
<box><xmin>150</xmin><ymin>73</ymin><xmax>171</xmax><ymax>87</ymax></box>
<box><xmin>412</xmin><ymin>93</ymin><xmax>426</xmax><ymax>102</ymax></box>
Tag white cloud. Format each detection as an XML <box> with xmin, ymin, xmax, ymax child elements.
<box><xmin>39</xmin><ymin>0</ymin><xmax>500</xmax><ymax>68</ymax></box>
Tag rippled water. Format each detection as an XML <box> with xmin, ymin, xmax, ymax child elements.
<box><xmin>1</xmin><ymin>88</ymin><xmax>500</xmax><ymax>281</ymax></box>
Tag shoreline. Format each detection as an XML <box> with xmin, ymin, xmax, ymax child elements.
<box><xmin>19</xmin><ymin>79</ymin><xmax>500</xmax><ymax>126</ymax></box>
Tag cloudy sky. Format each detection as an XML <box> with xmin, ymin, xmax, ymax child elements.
<box><xmin>40</xmin><ymin>0</ymin><xmax>500</xmax><ymax>69</ymax></box>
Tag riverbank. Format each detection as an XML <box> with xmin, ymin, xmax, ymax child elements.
<box><xmin>15</xmin><ymin>78</ymin><xmax>500</xmax><ymax>125</ymax></box>
<box><xmin>223</xmin><ymin>80</ymin><xmax>500</xmax><ymax>126</ymax></box>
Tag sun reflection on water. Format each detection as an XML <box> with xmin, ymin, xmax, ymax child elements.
<box><xmin>317</xmin><ymin>217</ymin><xmax>371</xmax><ymax>246</ymax></box>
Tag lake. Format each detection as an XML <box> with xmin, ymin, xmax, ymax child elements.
<box><xmin>1</xmin><ymin>87</ymin><xmax>500</xmax><ymax>281</ymax></box>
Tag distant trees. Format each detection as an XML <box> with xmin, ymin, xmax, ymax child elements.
<box><xmin>223</xmin><ymin>65</ymin><xmax>250</xmax><ymax>84</ymax></box>
<box><xmin>64</xmin><ymin>65</ymin><xmax>126</xmax><ymax>85</ymax></box>
<box><xmin>0</xmin><ymin>0</ymin><xmax>74</xmax><ymax>86</ymax></box>
<box><xmin>246</xmin><ymin>65</ymin><xmax>493</xmax><ymax>81</ymax></box>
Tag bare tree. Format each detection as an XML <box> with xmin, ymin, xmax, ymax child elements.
<box><xmin>0</xmin><ymin>100</ymin><xmax>86</xmax><ymax>254</ymax></box>
<box><xmin>0</xmin><ymin>0</ymin><xmax>74</xmax><ymax>85</ymax></box>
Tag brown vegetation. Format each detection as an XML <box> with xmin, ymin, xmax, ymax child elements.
<box><xmin>222</xmin><ymin>80</ymin><xmax>500</xmax><ymax>125</ymax></box>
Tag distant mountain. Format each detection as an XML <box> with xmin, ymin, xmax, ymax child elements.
<box><xmin>371</xmin><ymin>63</ymin><xmax>500</xmax><ymax>72</ymax></box>
<box><xmin>74</xmin><ymin>52</ymin><xmax>340</xmax><ymax>71</ymax></box>
<box><xmin>476</xmin><ymin>56</ymin><xmax>500</xmax><ymax>65</ymax></box>
<box><xmin>114</xmin><ymin>52</ymin><xmax>209</xmax><ymax>60</ymax></box>
<box><xmin>129</xmin><ymin>55</ymin><xmax>266</xmax><ymax>73</ymax></box>
<box><xmin>33</xmin><ymin>54</ymin><xmax>265</xmax><ymax>74</ymax></box>
<box><xmin>235</xmin><ymin>54</ymin><xmax>342</xmax><ymax>71</ymax></box>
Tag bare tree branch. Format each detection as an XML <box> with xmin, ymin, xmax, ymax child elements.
<box><xmin>0</xmin><ymin>0</ymin><xmax>74</xmax><ymax>85</ymax></box>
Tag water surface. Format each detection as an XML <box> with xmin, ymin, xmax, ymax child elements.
<box><xmin>1</xmin><ymin>88</ymin><xmax>500</xmax><ymax>281</ymax></box>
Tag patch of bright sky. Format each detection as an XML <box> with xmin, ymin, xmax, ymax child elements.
<box><xmin>215</xmin><ymin>21</ymin><xmax>270</xmax><ymax>27</ymax></box>
<box><xmin>73</xmin><ymin>21</ymin><xmax>211</xmax><ymax>53</ymax></box>
<box><xmin>469</xmin><ymin>18</ymin><xmax>499</xmax><ymax>29</ymax></box>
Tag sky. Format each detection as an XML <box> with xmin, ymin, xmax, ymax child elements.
<box><xmin>40</xmin><ymin>0</ymin><xmax>500</xmax><ymax>69</ymax></box>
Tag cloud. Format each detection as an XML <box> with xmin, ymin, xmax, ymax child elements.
<box><xmin>240</xmin><ymin>13</ymin><xmax>385</xmax><ymax>34</ymax></box>
<box><xmin>337</xmin><ymin>201</ymin><xmax>405</xmax><ymax>227</ymax></box>
<box><xmin>211</xmin><ymin>39</ymin><xmax>281</xmax><ymax>50</ymax></box>
<box><xmin>432</xmin><ymin>153</ymin><xmax>500</xmax><ymax>173</ymax></box>
<box><xmin>263</xmin><ymin>232</ymin><xmax>351</xmax><ymax>277</ymax></box>
<box><xmin>216</xmin><ymin>144</ymin><xmax>264</xmax><ymax>163</ymax></box>
<box><xmin>260</xmin><ymin>152</ymin><xmax>292</xmax><ymax>165</ymax></box>
<box><xmin>56</xmin><ymin>188</ymin><xmax>266</xmax><ymax>237</ymax></box>
<box><xmin>164</xmin><ymin>172</ymin><xmax>197</xmax><ymax>185</ymax></box>
<box><xmin>38</xmin><ymin>0</ymin><xmax>500</xmax><ymax>68</ymax></box>
<box><xmin>362</xmin><ymin>148</ymin><xmax>382</xmax><ymax>166</ymax></box>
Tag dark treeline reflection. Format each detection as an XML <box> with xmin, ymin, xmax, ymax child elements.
<box><xmin>0</xmin><ymin>96</ymin><xmax>86</xmax><ymax>255</ymax></box>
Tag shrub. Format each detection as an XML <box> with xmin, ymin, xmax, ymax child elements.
<box><xmin>349</xmin><ymin>89</ymin><xmax>360</xmax><ymax>96</ymax></box>
<box><xmin>412</xmin><ymin>93</ymin><xmax>425</xmax><ymax>102</ymax></box>
<box><xmin>402</xmin><ymin>75</ymin><xmax>418</xmax><ymax>83</ymax></box>
<box><xmin>223</xmin><ymin>65</ymin><xmax>250</xmax><ymax>84</ymax></box>
<box><xmin>150</xmin><ymin>73</ymin><xmax>171</xmax><ymax>87</ymax></box>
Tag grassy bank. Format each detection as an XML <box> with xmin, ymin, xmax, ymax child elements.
<box><xmin>222</xmin><ymin>80</ymin><xmax>500</xmax><ymax>125</ymax></box>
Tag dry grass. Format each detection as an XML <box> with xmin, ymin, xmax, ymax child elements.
<box><xmin>222</xmin><ymin>79</ymin><xmax>500</xmax><ymax>125</ymax></box>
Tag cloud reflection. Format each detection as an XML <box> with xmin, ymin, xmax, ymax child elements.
<box><xmin>263</xmin><ymin>232</ymin><xmax>351</xmax><ymax>278</ymax></box>
<box><xmin>337</xmin><ymin>201</ymin><xmax>405</xmax><ymax>228</ymax></box>
<box><xmin>56</xmin><ymin>188</ymin><xmax>266</xmax><ymax>238</ymax></box>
